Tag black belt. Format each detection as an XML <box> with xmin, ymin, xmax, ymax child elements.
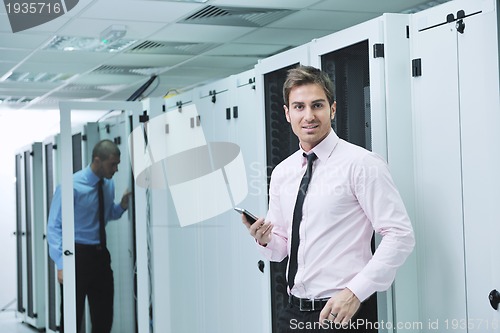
<box><xmin>289</xmin><ymin>294</ymin><xmax>329</xmax><ymax>312</ymax></box>
<box><xmin>75</xmin><ymin>243</ymin><xmax>106</xmax><ymax>251</ymax></box>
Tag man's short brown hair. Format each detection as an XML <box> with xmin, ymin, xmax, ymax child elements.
<box><xmin>283</xmin><ymin>66</ymin><xmax>335</xmax><ymax>107</ymax></box>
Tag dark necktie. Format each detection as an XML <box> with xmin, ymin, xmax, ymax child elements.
<box><xmin>98</xmin><ymin>179</ymin><xmax>106</xmax><ymax>247</ymax></box>
<box><xmin>288</xmin><ymin>152</ymin><xmax>318</xmax><ymax>291</ymax></box>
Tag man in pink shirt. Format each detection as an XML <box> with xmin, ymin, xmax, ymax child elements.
<box><xmin>242</xmin><ymin>66</ymin><xmax>415</xmax><ymax>332</ymax></box>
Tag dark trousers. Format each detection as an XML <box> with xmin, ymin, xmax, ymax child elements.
<box><xmin>277</xmin><ymin>295</ymin><xmax>378</xmax><ymax>333</ymax></box>
<box><xmin>60</xmin><ymin>245</ymin><xmax>114</xmax><ymax>333</ymax></box>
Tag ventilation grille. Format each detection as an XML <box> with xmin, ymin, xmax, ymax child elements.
<box><xmin>91</xmin><ymin>65</ymin><xmax>160</xmax><ymax>76</ymax></box>
<box><xmin>50</xmin><ymin>86</ymin><xmax>108</xmax><ymax>99</ymax></box>
<box><xmin>181</xmin><ymin>5</ymin><xmax>296</xmax><ymax>27</ymax></box>
<box><xmin>127</xmin><ymin>41</ymin><xmax>218</xmax><ymax>55</ymax></box>
<box><xmin>188</xmin><ymin>5</ymin><xmax>228</xmax><ymax>20</ymax></box>
<box><xmin>5</xmin><ymin>71</ymin><xmax>73</xmax><ymax>83</ymax></box>
<box><xmin>60</xmin><ymin>84</ymin><xmax>108</xmax><ymax>92</ymax></box>
<box><xmin>0</xmin><ymin>96</ymin><xmax>34</xmax><ymax>104</ymax></box>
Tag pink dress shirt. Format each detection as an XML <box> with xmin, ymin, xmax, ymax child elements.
<box><xmin>259</xmin><ymin>129</ymin><xmax>415</xmax><ymax>302</ymax></box>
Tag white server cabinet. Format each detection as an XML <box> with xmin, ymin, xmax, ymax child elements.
<box><xmin>15</xmin><ymin>142</ymin><xmax>46</xmax><ymax>330</ymax></box>
<box><xmin>411</xmin><ymin>0</ymin><xmax>500</xmax><ymax>331</ymax></box>
<box><xmin>254</xmin><ymin>15</ymin><xmax>418</xmax><ymax>332</ymax></box>
<box><xmin>310</xmin><ymin>14</ymin><xmax>418</xmax><ymax>332</ymax></box>
<box><xmin>42</xmin><ymin>127</ymin><xmax>92</xmax><ymax>333</ymax></box>
<box><xmin>253</xmin><ymin>47</ymin><xmax>311</xmax><ymax>333</ymax></box>
<box><xmin>43</xmin><ymin>135</ymin><xmax>61</xmax><ymax>333</ymax></box>
<box><xmin>131</xmin><ymin>70</ymin><xmax>271</xmax><ymax>333</ymax></box>
<box><xmin>57</xmin><ymin>101</ymin><xmax>142</xmax><ymax>333</ymax></box>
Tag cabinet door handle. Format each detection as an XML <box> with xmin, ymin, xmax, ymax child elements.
<box><xmin>489</xmin><ymin>290</ymin><xmax>500</xmax><ymax>310</ymax></box>
<box><xmin>63</xmin><ymin>250</ymin><xmax>74</xmax><ymax>256</ymax></box>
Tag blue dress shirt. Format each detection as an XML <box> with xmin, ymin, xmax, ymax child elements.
<box><xmin>47</xmin><ymin>165</ymin><xmax>125</xmax><ymax>269</ymax></box>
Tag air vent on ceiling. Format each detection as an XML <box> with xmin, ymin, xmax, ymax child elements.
<box><xmin>61</xmin><ymin>84</ymin><xmax>107</xmax><ymax>92</ymax></box>
<box><xmin>91</xmin><ymin>65</ymin><xmax>160</xmax><ymax>76</ymax></box>
<box><xmin>127</xmin><ymin>41</ymin><xmax>218</xmax><ymax>55</ymax></box>
<box><xmin>0</xmin><ymin>96</ymin><xmax>34</xmax><ymax>104</ymax></box>
<box><xmin>181</xmin><ymin>5</ymin><xmax>296</xmax><ymax>27</ymax></box>
<box><xmin>6</xmin><ymin>71</ymin><xmax>73</xmax><ymax>83</ymax></box>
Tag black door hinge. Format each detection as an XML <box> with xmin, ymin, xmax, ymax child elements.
<box><xmin>412</xmin><ymin>58</ymin><xmax>422</xmax><ymax>77</ymax></box>
<box><xmin>373</xmin><ymin>44</ymin><xmax>384</xmax><ymax>58</ymax></box>
<box><xmin>139</xmin><ymin>110</ymin><xmax>149</xmax><ymax>123</ymax></box>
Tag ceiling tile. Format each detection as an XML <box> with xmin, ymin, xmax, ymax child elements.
<box><xmin>0</xmin><ymin>81</ymin><xmax>59</xmax><ymax>91</ymax></box>
<box><xmin>0</xmin><ymin>32</ymin><xmax>51</xmax><ymax>50</ymax></box>
<box><xmin>29</xmin><ymin>50</ymin><xmax>115</xmax><ymax>64</ymax></box>
<box><xmin>0</xmin><ymin>49</ymin><xmax>32</xmax><ymax>62</ymax></box>
<box><xmin>16</xmin><ymin>61</ymin><xmax>98</xmax><ymax>74</ymax></box>
<box><xmin>72</xmin><ymin>73</ymin><xmax>147</xmax><ymax>85</ymax></box>
<box><xmin>0</xmin><ymin>14</ymin><xmax>13</xmax><ymax>32</ymax></box>
<box><xmin>162</xmin><ymin>66</ymin><xmax>237</xmax><ymax>80</ymax></box>
<box><xmin>18</xmin><ymin>14</ymin><xmax>72</xmax><ymax>33</ymax></box>
<box><xmin>106</xmin><ymin>53</ymin><xmax>192</xmax><ymax>67</ymax></box>
<box><xmin>205</xmin><ymin>43</ymin><xmax>288</xmax><ymax>57</ymax></box>
<box><xmin>268</xmin><ymin>10</ymin><xmax>377</xmax><ymax>31</ymax></box>
<box><xmin>0</xmin><ymin>62</ymin><xmax>16</xmax><ymax>76</ymax></box>
<box><xmin>80</xmin><ymin>1</ymin><xmax>203</xmax><ymax>23</ymax></box>
<box><xmin>186</xmin><ymin>55</ymin><xmax>260</xmax><ymax>69</ymax></box>
<box><xmin>310</xmin><ymin>0</ymin><xmax>441</xmax><ymax>13</ymax></box>
<box><xmin>150</xmin><ymin>23</ymin><xmax>255</xmax><ymax>43</ymax></box>
<box><xmin>211</xmin><ymin>0</ymin><xmax>320</xmax><ymax>10</ymax></box>
<box><xmin>103</xmin><ymin>89</ymin><xmax>137</xmax><ymax>101</ymax></box>
<box><xmin>234</xmin><ymin>27</ymin><xmax>333</xmax><ymax>46</ymax></box>
<box><xmin>49</xmin><ymin>89</ymin><xmax>108</xmax><ymax>99</ymax></box>
<box><xmin>59</xmin><ymin>18</ymin><xmax>167</xmax><ymax>40</ymax></box>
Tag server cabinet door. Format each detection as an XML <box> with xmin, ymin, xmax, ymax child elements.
<box><xmin>44</xmin><ymin>139</ymin><xmax>60</xmax><ymax>333</ymax></box>
<box><xmin>97</xmin><ymin>116</ymin><xmax>136</xmax><ymax>333</ymax></box>
<box><xmin>310</xmin><ymin>17</ymin><xmax>387</xmax><ymax>156</ymax></box>
<box><xmin>15</xmin><ymin>153</ymin><xmax>26</xmax><ymax>316</ymax></box>
<box><xmin>410</xmin><ymin>3</ymin><xmax>468</xmax><ymax>331</ymax></box>
<box><xmin>23</xmin><ymin>149</ymin><xmax>35</xmax><ymax>322</ymax></box>
<box><xmin>27</xmin><ymin>142</ymin><xmax>46</xmax><ymax>329</ymax></box>
<box><xmin>312</xmin><ymin>14</ymin><xmax>419</xmax><ymax>332</ymax></box>
<box><xmin>456</xmin><ymin>1</ymin><xmax>500</xmax><ymax>329</ymax></box>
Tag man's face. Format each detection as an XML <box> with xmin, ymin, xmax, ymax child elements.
<box><xmin>284</xmin><ymin>83</ymin><xmax>336</xmax><ymax>152</ymax></box>
<box><xmin>95</xmin><ymin>154</ymin><xmax>120</xmax><ymax>179</ymax></box>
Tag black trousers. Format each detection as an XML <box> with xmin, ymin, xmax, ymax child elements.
<box><xmin>60</xmin><ymin>244</ymin><xmax>114</xmax><ymax>333</ymax></box>
<box><xmin>277</xmin><ymin>295</ymin><xmax>378</xmax><ymax>333</ymax></box>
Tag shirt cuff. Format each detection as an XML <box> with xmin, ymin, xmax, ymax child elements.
<box><xmin>345</xmin><ymin>274</ymin><xmax>374</xmax><ymax>303</ymax></box>
<box><xmin>55</xmin><ymin>257</ymin><xmax>63</xmax><ymax>271</ymax></box>
<box><xmin>255</xmin><ymin>238</ymin><xmax>274</xmax><ymax>259</ymax></box>
<box><xmin>115</xmin><ymin>203</ymin><xmax>126</xmax><ymax>214</ymax></box>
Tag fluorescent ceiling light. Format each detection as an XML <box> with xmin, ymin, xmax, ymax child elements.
<box><xmin>44</xmin><ymin>36</ymin><xmax>136</xmax><ymax>53</ymax></box>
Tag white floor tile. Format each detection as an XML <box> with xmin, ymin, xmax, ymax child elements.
<box><xmin>0</xmin><ymin>311</ymin><xmax>41</xmax><ymax>333</ymax></box>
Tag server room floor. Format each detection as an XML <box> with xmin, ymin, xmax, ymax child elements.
<box><xmin>0</xmin><ymin>311</ymin><xmax>40</xmax><ymax>333</ymax></box>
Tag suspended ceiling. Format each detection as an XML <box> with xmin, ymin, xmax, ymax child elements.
<box><xmin>0</xmin><ymin>0</ymin><xmax>451</xmax><ymax>111</ymax></box>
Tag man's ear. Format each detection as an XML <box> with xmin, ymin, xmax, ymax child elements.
<box><xmin>331</xmin><ymin>101</ymin><xmax>336</xmax><ymax>120</ymax></box>
<box><xmin>284</xmin><ymin>105</ymin><xmax>291</xmax><ymax>123</ymax></box>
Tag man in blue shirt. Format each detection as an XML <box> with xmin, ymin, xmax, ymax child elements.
<box><xmin>47</xmin><ymin>139</ymin><xmax>131</xmax><ymax>333</ymax></box>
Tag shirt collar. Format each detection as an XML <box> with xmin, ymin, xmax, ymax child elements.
<box><xmin>84</xmin><ymin>165</ymin><xmax>101</xmax><ymax>186</ymax></box>
<box><xmin>299</xmin><ymin>129</ymin><xmax>339</xmax><ymax>166</ymax></box>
